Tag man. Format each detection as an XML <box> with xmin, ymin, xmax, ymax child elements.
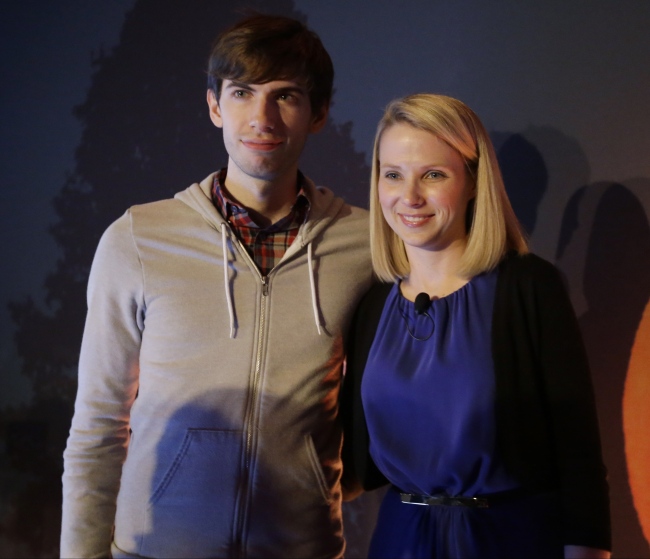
<box><xmin>61</xmin><ymin>14</ymin><xmax>372</xmax><ymax>558</ymax></box>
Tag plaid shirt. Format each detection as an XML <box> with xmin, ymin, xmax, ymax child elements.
<box><xmin>211</xmin><ymin>169</ymin><xmax>310</xmax><ymax>276</ymax></box>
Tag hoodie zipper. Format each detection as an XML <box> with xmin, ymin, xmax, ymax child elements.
<box><xmin>232</xmin><ymin>235</ymin><xmax>270</xmax><ymax>557</ymax></box>
<box><xmin>224</xmin><ymin>220</ymin><xmax>308</xmax><ymax>555</ymax></box>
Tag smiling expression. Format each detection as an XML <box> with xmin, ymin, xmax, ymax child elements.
<box><xmin>378</xmin><ymin>123</ymin><xmax>476</xmax><ymax>258</ymax></box>
<box><xmin>208</xmin><ymin>79</ymin><xmax>326</xmax><ymax>186</ymax></box>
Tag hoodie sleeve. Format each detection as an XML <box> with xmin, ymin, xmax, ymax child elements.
<box><xmin>61</xmin><ymin>210</ymin><xmax>144</xmax><ymax>558</ymax></box>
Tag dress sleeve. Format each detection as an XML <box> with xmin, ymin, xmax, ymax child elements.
<box><xmin>526</xmin><ymin>257</ymin><xmax>611</xmax><ymax>550</ymax></box>
<box><xmin>61</xmin><ymin>210</ymin><xmax>144</xmax><ymax>558</ymax></box>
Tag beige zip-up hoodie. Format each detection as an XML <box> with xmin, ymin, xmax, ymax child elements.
<box><xmin>61</xmin><ymin>173</ymin><xmax>373</xmax><ymax>558</ymax></box>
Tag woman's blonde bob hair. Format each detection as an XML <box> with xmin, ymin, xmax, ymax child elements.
<box><xmin>370</xmin><ymin>93</ymin><xmax>528</xmax><ymax>282</ymax></box>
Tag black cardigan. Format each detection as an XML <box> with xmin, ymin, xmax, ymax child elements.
<box><xmin>340</xmin><ymin>252</ymin><xmax>611</xmax><ymax>550</ymax></box>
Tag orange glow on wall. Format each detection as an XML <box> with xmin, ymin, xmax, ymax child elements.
<box><xmin>623</xmin><ymin>296</ymin><xmax>650</xmax><ymax>546</ymax></box>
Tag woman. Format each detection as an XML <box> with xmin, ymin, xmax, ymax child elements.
<box><xmin>341</xmin><ymin>94</ymin><xmax>611</xmax><ymax>558</ymax></box>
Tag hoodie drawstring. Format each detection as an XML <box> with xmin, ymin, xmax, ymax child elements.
<box><xmin>307</xmin><ymin>242</ymin><xmax>323</xmax><ymax>336</ymax></box>
<box><xmin>221</xmin><ymin>223</ymin><xmax>236</xmax><ymax>339</ymax></box>
<box><xmin>222</xmin><ymin>224</ymin><xmax>321</xmax><ymax>338</ymax></box>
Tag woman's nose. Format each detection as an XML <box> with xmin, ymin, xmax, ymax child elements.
<box><xmin>402</xmin><ymin>180</ymin><xmax>424</xmax><ymax>207</ymax></box>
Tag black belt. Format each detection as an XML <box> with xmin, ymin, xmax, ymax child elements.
<box><xmin>400</xmin><ymin>486</ymin><xmax>547</xmax><ymax>509</ymax></box>
<box><xmin>400</xmin><ymin>493</ymin><xmax>489</xmax><ymax>508</ymax></box>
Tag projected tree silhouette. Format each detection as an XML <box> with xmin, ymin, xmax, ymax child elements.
<box><xmin>3</xmin><ymin>1</ymin><xmax>369</xmax><ymax>555</ymax></box>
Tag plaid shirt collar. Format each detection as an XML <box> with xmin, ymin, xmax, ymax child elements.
<box><xmin>210</xmin><ymin>168</ymin><xmax>311</xmax><ymax>276</ymax></box>
<box><xmin>211</xmin><ymin>168</ymin><xmax>310</xmax><ymax>231</ymax></box>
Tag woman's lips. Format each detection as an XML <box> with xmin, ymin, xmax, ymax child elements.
<box><xmin>399</xmin><ymin>213</ymin><xmax>433</xmax><ymax>227</ymax></box>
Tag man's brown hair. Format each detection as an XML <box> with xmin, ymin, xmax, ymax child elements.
<box><xmin>207</xmin><ymin>14</ymin><xmax>334</xmax><ymax>114</ymax></box>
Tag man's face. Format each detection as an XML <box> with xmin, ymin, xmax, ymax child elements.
<box><xmin>207</xmin><ymin>79</ymin><xmax>327</xmax><ymax>185</ymax></box>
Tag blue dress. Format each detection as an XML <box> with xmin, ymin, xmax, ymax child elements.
<box><xmin>361</xmin><ymin>271</ymin><xmax>564</xmax><ymax>558</ymax></box>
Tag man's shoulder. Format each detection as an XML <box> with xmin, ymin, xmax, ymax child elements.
<box><xmin>333</xmin><ymin>201</ymin><xmax>369</xmax><ymax>223</ymax></box>
<box><xmin>315</xmin><ymin>200</ymin><xmax>368</xmax><ymax>240</ymax></box>
<box><xmin>127</xmin><ymin>196</ymin><xmax>185</xmax><ymax>218</ymax></box>
<box><xmin>102</xmin><ymin>198</ymin><xmax>188</xmax><ymax>237</ymax></box>
<box><xmin>342</xmin><ymin>201</ymin><xmax>370</xmax><ymax>217</ymax></box>
<box><xmin>302</xmin><ymin>177</ymin><xmax>368</xmax><ymax>216</ymax></box>
<box><xmin>310</xmin><ymin>186</ymin><xmax>368</xmax><ymax>221</ymax></box>
<box><xmin>126</xmin><ymin>177</ymin><xmax>216</xmax><ymax>222</ymax></box>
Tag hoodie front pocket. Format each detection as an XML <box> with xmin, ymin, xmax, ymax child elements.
<box><xmin>304</xmin><ymin>434</ymin><xmax>333</xmax><ymax>504</ymax></box>
<box><xmin>142</xmin><ymin>428</ymin><xmax>242</xmax><ymax>557</ymax></box>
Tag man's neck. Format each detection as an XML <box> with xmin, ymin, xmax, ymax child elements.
<box><xmin>223</xmin><ymin>164</ymin><xmax>299</xmax><ymax>228</ymax></box>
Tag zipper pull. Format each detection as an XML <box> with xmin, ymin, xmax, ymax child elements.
<box><xmin>261</xmin><ymin>275</ymin><xmax>269</xmax><ymax>296</ymax></box>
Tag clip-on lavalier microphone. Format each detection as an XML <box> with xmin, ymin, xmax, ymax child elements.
<box><xmin>400</xmin><ymin>292</ymin><xmax>435</xmax><ymax>341</ymax></box>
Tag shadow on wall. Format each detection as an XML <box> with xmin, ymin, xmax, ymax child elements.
<box><xmin>505</xmin><ymin>126</ymin><xmax>592</xmax><ymax>261</ymax></box>
<box><xmin>492</xmin><ymin>131</ymin><xmax>548</xmax><ymax>238</ymax></box>
<box><xmin>557</xmin><ymin>180</ymin><xmax>650</xmax><ymax>558</ymax></box>
<box><xmin>0</xmin><ymin>0</ymin><xmax>370</xmax><ymax>556</ymax></box>
<box><xmin>505</xmin><ymin>124</ymin><xmax>650</xmax><ymax>557</ymax></box>
<box><xmin>493</xmin><ymin>121</ymin><xmax>650</xmax><ymax>558</ymax></box>
<box><xmin>496</xmin><ymin>126</ymin><xmax>650</xmax><ymax>557</ymax></box>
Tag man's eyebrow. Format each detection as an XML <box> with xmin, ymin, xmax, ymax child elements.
<box><xmin>224</xmin><ymin>80</ymin><xmax>254</xmax><ymax>91</ymax></box>
<box><xmin>224</xmin><ymin>81</ymin><xmax>307</xmax><ymax>96</ymax></box>
<box><xmin>274</xmin><ymin>86</ymin><xmax>307</xmax><ymax>96</ymax></box>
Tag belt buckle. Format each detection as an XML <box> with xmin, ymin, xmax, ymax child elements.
<box><xmin>400</xmin><ymin>492</ymin><xmax>489</xmax><ymax>508</ymax></box>
<box><xmin>448</xmin><ymin>496</ymin><xmax>489</xmax><ymax>508</ymax></box>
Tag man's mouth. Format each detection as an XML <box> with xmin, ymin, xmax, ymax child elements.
<box><xmin>242</xmin><ymin>139</ymin><xmax>283</xmax><ymax>152</ymax></box>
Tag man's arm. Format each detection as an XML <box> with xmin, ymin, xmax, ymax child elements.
<box><xmin>61</xmin><ymin>211</ymin><xmax>144</xmax><ymax>558</ymax></box>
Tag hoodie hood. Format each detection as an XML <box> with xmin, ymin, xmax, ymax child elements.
<box><xmin>174</xmin><ymin>172</ymin><xmax>348</xmax><ymax>338</ymax></box>
<box><xmin>174</xmin><ymin>172</ymin><xmax>347</xmax><ymax>250</ymax></box>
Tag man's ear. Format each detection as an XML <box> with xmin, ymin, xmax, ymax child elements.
<box><xmin>207</xmin><ymin>89</ymin><xmax>223</xmax><ymax>128</ymax></box>
<box><xmin>309</xmin><ymin>104</ymin><xmax>329</xmax><ymax>134</ymax></box>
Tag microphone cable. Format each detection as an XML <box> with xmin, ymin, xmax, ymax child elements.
<box><xmin>399</xmin><ymin>292</ymin><xmax>435</xmax><ymax>341</ymax></box>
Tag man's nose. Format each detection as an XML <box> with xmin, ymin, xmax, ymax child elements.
<box><xmin>249</xmin><ymin>97</ymin><xmax>277</xmax><ymax>131</ymax></box>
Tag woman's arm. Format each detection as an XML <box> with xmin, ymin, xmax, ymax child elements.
<box><xmin>494</xmin><ymin>254</ymin><xmax>611</xmax><ymax>552</ymax></box>
<box><xmin>564</xmin><ymin>544</ymin><xmax>611</xmax><ymax>558</ymax></box>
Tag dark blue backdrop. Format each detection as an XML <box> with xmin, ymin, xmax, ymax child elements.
<box><xmin>1</xmin><ymin>1</ymin><xmax>649</xmax><ymax>556</ymax></box>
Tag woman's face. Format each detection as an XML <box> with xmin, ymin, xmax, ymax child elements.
<box><xmin>377</xmin><ymin>123</ymin><xmax>475</xmax><ymax>257</ymax></box>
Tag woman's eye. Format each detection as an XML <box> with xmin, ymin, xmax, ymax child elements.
<box><xmin>426</xmin><ymin>171</ymin><xmax>444</xmax><ymax>179</ymax></box>
<box><xmin>384</xmin><ymin>172</ymin><xmax>399</xmax><ymax>180</ymax></box>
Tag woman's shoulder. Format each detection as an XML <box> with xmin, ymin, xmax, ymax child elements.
<box><xmin>497</xmin><ymin>251</ymin><xmax>571</xmax><ymax>309</ymax></box>
<box><xmin>351</xmin><ymin>281</ymin><xmax>394</xmax><ymax>332</ymax></box>
<box><xmin>359</xmin><ymin>281</ymin><xmax>394</xmax><ymax>308</ymax></box>
<box><xmin>499</xmin><ymin>251</ymin><xmax>563</xmax><ymax>283</ymax></box>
